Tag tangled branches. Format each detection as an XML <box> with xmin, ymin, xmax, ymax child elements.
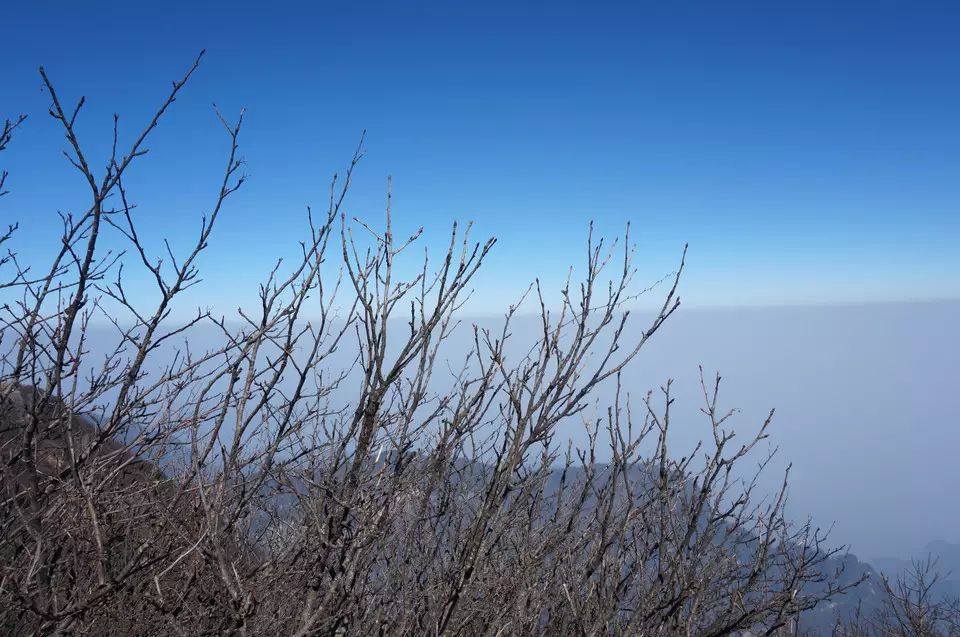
<box><xmin>1</xmin><ymin>55</ymin><xmax>862</xmax><ymax>636</ymax></box>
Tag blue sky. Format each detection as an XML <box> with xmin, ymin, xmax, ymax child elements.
<box><xmin>3</xmin><ymin>1</ymin><xmax>959</xmax><ymax>314</ymax></box>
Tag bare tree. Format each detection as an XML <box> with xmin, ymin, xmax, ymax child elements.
<box><xmin>1</xmin><ymin>55</ymin><xmax>862</xmax><ymax>636</ymax></box>
<box><xmin>1</xmin><ymin>113</ymin><xmax>28</xmax><ymax>288</ymax></box>
<box><xmin>835</xmin><ymin>558</ymin><xmax>960</xmax><ymax>637</ymax></box>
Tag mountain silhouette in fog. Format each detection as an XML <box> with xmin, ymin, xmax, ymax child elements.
<box><xmin>871</xmin><ymin>540</ymin><xmax>960</xmax><ymax>599</ymax></box>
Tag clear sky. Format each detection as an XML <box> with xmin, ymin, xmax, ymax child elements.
<box><xmin>3</xmin><ymin>0</ymin><xmax>959</xmax><ymax>314</ymax></box>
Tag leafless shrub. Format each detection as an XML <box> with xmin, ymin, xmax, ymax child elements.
<box><xmin>1</xmin><ymin>54</ymin><xmax>863</xmax><ymax>636</ymax></box>
<box><xmin>834</xmin><ymin>558</ymin><xmax>960</xmax><ymax>637</ymax></box>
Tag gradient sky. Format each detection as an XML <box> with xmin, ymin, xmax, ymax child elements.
<box><xmin>3</xmin><ymin>0</ymin><xmax>959</xmax><ymax>314</ymax></box>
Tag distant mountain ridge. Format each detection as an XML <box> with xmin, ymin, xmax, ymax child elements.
<box><xmin>870</xmin><ymin>540</ymin><xmax>960</xmax><ymax>600</ymax></box>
